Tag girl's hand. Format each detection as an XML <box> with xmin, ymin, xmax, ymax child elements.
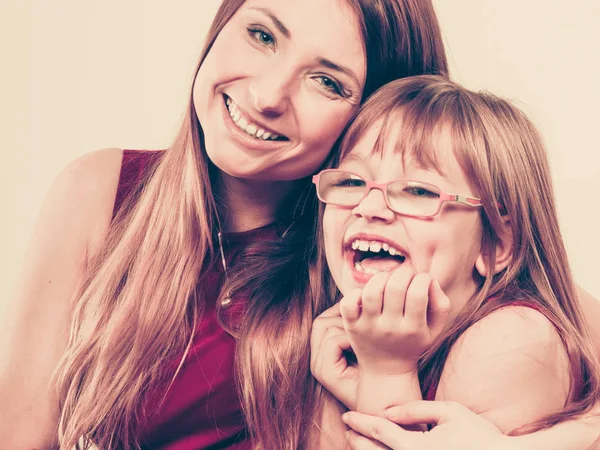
<box><xmin>340</xmin><ymin>266</ymin><xmax>450</xmax><ymax>376</ymax></box>
<box><xmin>342</xmin><ymin>401</ymin><xmax>509</xmax><ymax>450</ymax></box>
<box><xmin>310</xmin><ymin>303</ymin><xmax>359</xmax><ymax>410</ymax></box>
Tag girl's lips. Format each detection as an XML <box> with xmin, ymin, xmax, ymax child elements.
<box><xmin>221</xmin><ymin>95</ymin><xmax>290</xmax><ymax>152</ymax></box>
<box><xmin>343</xmin><ymin>232</ymin><xmax>408</xmax><ymax>284</ymax></box>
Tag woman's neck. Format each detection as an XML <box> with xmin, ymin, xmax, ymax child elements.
<box><xmin>216</xmin><ymin>172</ymin><xmax>299</xmax><ymax>233</ymax></box>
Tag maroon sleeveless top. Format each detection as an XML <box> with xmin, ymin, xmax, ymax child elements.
<box><xmin>113</xmin><ymin>150</ymin><xmax>277</xmax><ymax>449</ymax></box>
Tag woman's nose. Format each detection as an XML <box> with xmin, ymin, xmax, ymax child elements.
<box><xmin>248</xmin><ymin>69</ymin><xmax>292</xmax><ymax>117</ymax></box>
<box><xmin>352</xmin><ymin>188</ymin><xmax>395</xmax><ymax>223</ymax></box>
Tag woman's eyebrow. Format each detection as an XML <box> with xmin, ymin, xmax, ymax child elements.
<box><xmin>249</xmin><ymin>7</ymin><xmax>291</xmax><ymax>38</ymax></box>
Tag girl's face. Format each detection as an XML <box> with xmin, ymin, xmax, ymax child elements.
<box><xmin>323</xmin><ymin>119</ymin><xmax>484</xmax><ymax>310</ymax></box>
<box><xmin>194</xmin><ymin>0</ymin><xmax>367</xmax><ymax>182</ymax></box>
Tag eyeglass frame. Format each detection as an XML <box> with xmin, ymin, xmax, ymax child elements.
<box><xmin>312</xmin><ymin>169</ymin><xmax>483</xmax><ymax>219</ymax></box>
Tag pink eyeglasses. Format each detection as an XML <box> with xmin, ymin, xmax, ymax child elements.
<box><xmin>312</xmin><ymin>169</ymin><xmax>482</xmax><ymax>218</ymax></box>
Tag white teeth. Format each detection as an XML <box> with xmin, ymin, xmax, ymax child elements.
<box><xmin>369</xmin><ymin>242</ymin><xmax>382</xmax><ymax>253</ymax></box>
<box><xmin>226</xmin><ymin>96</ymin><xmax>282</xmax><ymax>141</ymax></box>
<box><xmin>349</xmin><ymin>238</ymin><xmax>405</xmax><ymax>258</ymax></box>
<box><xmin>355</xmin><ymin>261</ymin><xmax>382</xmax><ymax>275</ymax></box>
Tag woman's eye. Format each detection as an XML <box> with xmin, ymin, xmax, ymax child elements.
<box><xmin>248</xmin><ymin>28</ymin><xmax>275</xmax><ymax>48</ymax></box>
<box><xmin>315</xmin><ymin>76</ymin><xmax>343</xmax><ymax>96</ymax></box>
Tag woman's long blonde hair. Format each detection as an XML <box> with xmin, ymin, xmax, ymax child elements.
<box><xmin>54</xmin><ymin>2</ymin><xmax>449</xmax><ymax>449</ymax></box>
<box><xmin>324</xmin><ymin>75</ymin><xmax>600</xmax><ymax>433</ymax></box>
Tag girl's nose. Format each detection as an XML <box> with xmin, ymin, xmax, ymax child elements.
<box><xmin>352</xmin><ymin>188</ymin><xmax>395</xmax><ymax>223</ymax></box>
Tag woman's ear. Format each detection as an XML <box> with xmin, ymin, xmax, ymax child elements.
<box><xmin>475</xmin><ymin>217</ymin><xmax>513</xmax><ymax>277</ymax></box>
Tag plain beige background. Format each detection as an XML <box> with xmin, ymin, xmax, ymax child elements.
<box><xmin>1</xmin><ymin>0</ymin><xmax>599</xmax><ymax>318</ymax></box>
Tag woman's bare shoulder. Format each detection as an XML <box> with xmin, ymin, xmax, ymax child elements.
<box><xmin>55</xmin><ymin>148</ymin><xmax>125</xmax><ymax>254</ymax></box>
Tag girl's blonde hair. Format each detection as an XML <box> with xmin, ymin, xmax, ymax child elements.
<box><xmin>54</xmin><ymin>2</ymin><xmax>449</xmax><ymax>449</ymax></box>
<box><xmin>325</xmin><ymin>75</ymin><xmax>600</xmax><ymax>433</ymax></box>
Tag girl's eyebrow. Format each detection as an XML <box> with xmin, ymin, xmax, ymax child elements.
<box><xmin>249</xmin><ymin>7</ymin><xmax>291</xmax><ymax>38</ymax></box>
<box><xmin>340</xmin><ymin>152</ymin><xmax>368</xmax><ymax>165</ymax></box>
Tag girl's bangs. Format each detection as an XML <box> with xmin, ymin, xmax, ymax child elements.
<box><xmin>338</xmin><ymin>83</ymin><xmax>459</xmax><ymax>176</ymax></box>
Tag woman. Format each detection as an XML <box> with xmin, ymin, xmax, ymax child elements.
<box><xmin>0</xmin><ymin>0</ymin><xmax>448</xmax><ymax>449</ymax></box>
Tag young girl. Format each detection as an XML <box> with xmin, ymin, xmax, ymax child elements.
<box><xmin>310</xmin><ymin>75</ymin><xmax>600</xmax><ymax>442</ymax></box>
<box><xmin>1</xmin><ymin>2</ymin><xmax>449</xmax><ymax>449</ymax></box>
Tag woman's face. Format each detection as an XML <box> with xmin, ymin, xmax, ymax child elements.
<box><xmin>322</xmin><ymin>118</ymin><xmax>483</xmax><ymax>311</ymax></box>
<box><xmin>193</xmin><ymin>0</ymin><xmax>366</xmax><ymax>181</ymax></box>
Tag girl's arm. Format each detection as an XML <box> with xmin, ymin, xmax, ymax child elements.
<box><xmin>435</xmin><ymin>305</ymin><xmax>570</xmax><ymax>433</ymax></box>
<box><xmin>0</xmin><ymin>149</ymin><xmax>123</xmax><ymax>449</ymax></box>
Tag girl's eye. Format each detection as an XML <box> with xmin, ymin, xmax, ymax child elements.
<box><xmin>404</xmin><ymin>186</ymin><xmax>439</xmax><ymax>198</ymax></box>
<box><xmin>248</xmin><ymin>27</ymin><xmax>275</xmax><ymax>48</ymax></box>
<box><xmin>334</xmin><ymin>177</ymin><xmax>365</xmax><ymax>188</ymax></box>
<box><xmin>315</xmin><ymin>76</ymin><xmax>343</xmax><ymax>96</ymax></box>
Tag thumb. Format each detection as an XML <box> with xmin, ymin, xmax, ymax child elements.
<box><xmin>427</xmin><ymin>280</ymin><xmax>450</xmax><ymax>337</ymax></box>
<box><xmin>385</xmin><ymin>400</ymin><xmax>452</xmax><ymax>426</ymax></box>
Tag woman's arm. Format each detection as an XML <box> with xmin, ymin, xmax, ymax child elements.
<box><xmin>435</xmin><ymin>305</ymin><xmax>570</xmax><ymax>433</ymax></box>
<box><xmin>342</xmin><ymin>400</ymin><xmax>600</xmax><ymax>450</ymax></box>
<box><xmin>0</xmin><ymin>149</ymin><xmax>122</xmax><ymax>449</ymax></box>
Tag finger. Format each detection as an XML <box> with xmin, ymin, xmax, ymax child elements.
<box><xmin>321</xmin><ymin>328</ymin><xmax>353</xmax><ymax>360</ymax></box>
<box><xmin>427</xmin><ymin>280</ymin><xmax>451</xmax><ymax>337</ymax></box>
<box><xmin>340</xmin><ymin>288</ymin><xmax>363</xmax><ymax>324</ymax></box>
<box><xmin>385</xmin><ymin>400</ymin><xmax>453</xmax><ymax>426</ymax></box>
<box><xmin>403</xmin><ymin>273</ymin><xmax>432</xmax><ymax>328</ymax></box>
<box><xmin>345</xmin><ymin>430</ymin><xmax>389</xmax><ymax>450</ymax></box>
<box><xmin>311</xmin><ymin>324</ymin><xmax>346</xmax><ymax>371</ymax></box>
<box><xmin>311</xmin><ymin>315</ymin><xmax>345</xmax><ymax>354</ymax></box>
<box><xmin>381</xmin><ymin>265</ymin><xmax>416</xmax><ymax>317</ymax></box>
<box><xmin>360</xmin><ymin>272</ymin><xmax>391</xmax><ymax>318</ymax></box>
<box><xmin>342</xmin><ymin>412</ymin><xmax>406</xmax><ymax>449</ymax></box>
<box><xmin>318</xmin><ymin>301</ymin><xmax>342</xmax><ymax>318</ymax></box>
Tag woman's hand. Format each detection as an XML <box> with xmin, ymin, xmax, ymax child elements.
<box><xmin>340</xmin><ymin>266</ymin><xmax>450</xmax><ymax>376</ymax></box>
<box><xmin>310</xmin><ymin>302</ymin><xmax>359</xmax><ymax>410</ymax></box>
<box><xmin>342</xmin><ymin>401</ymin><xmax>509</xmax><ymax>450</ymax></box>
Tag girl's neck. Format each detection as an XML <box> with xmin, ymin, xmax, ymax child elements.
<box><xmin>216</xmin><ymin>172</ymin><xmax>298</xmax><ymax>233</ymax></box>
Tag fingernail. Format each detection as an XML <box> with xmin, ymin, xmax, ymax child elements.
<box><xmin>341</xmin><ymin>412</ymin><xmax>349</xmax><ymax>423</ymax></box>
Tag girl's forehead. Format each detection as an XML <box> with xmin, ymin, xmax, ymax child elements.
<box><xmin>340</xmin><ymin>114</ymin><xmax>454</xmax><ymax>175</ymax></box>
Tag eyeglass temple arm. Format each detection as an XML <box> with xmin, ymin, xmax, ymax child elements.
<box><xmin>449</xmin><ymin>194</ymin><xmax>482</xmax><ymax>207</ymax></box>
